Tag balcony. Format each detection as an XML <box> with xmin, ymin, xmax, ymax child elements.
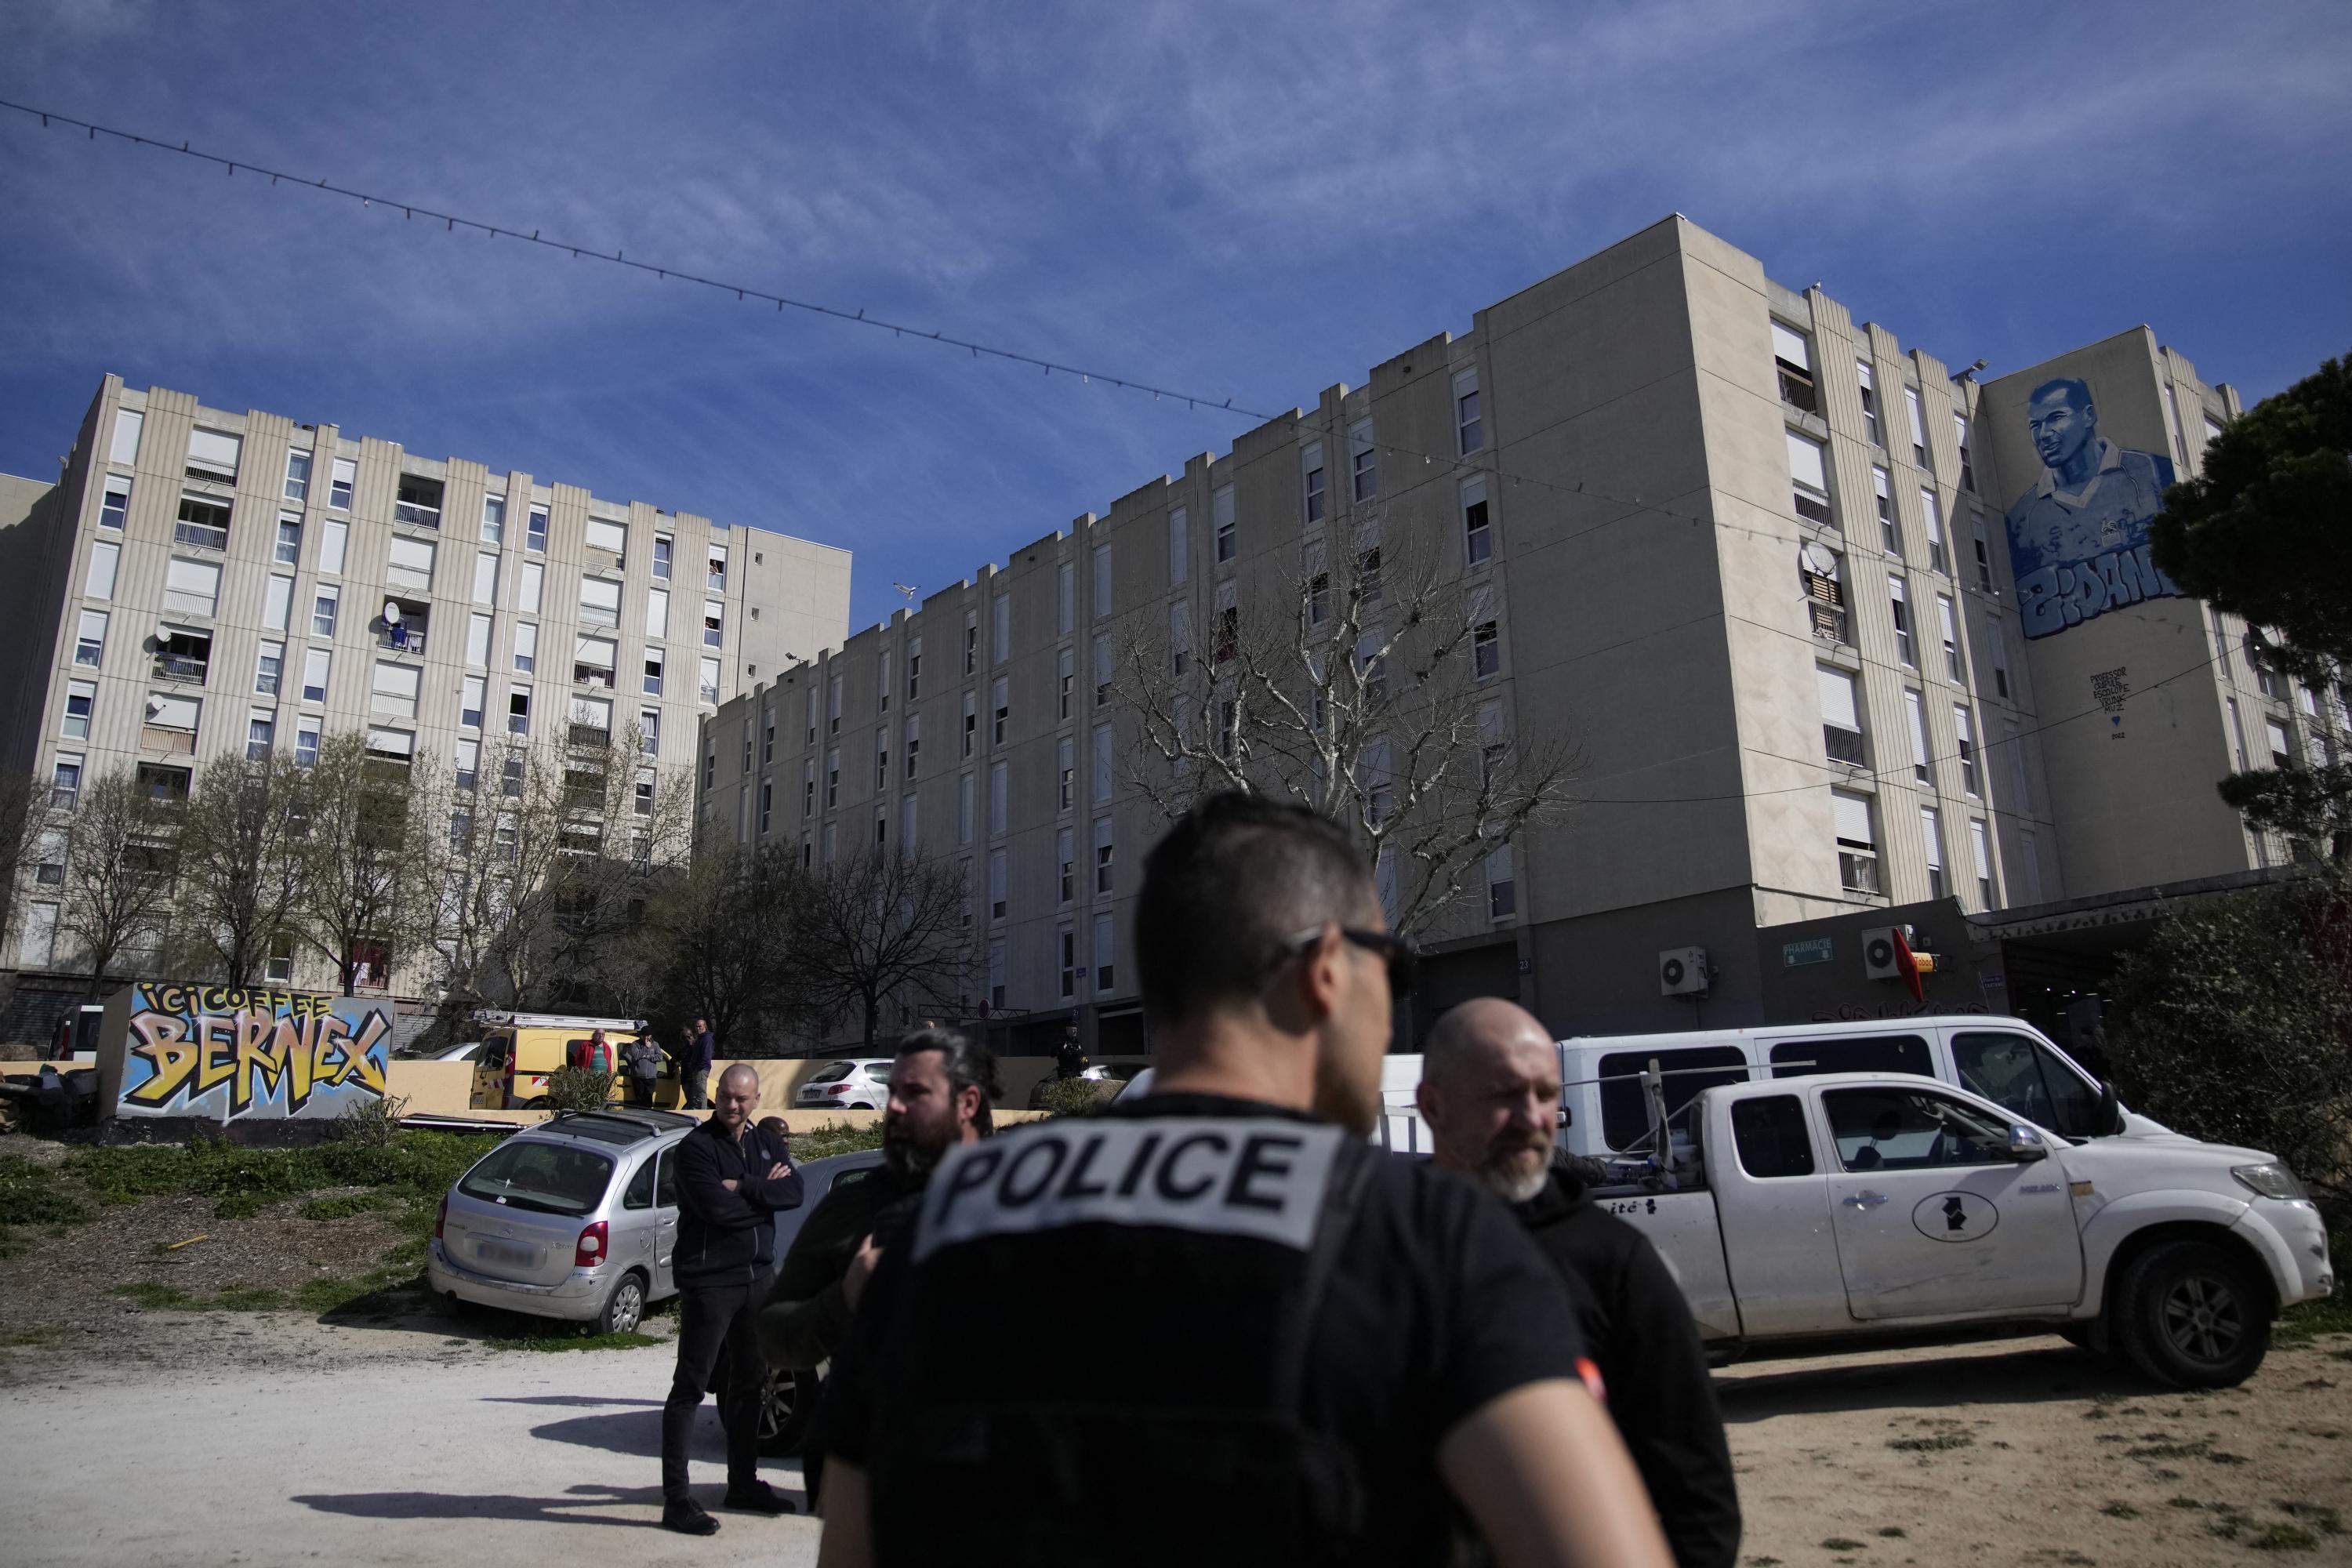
<box><xmin>379</xmin><ymin>626</ymin><xmax>428</xmax><ymax>656</ymax></box>
<box><xmin>1824</xmin><ymin>724</ymin><xmax>1867</xmax><ymax>768</ymax></box>
<box><xmin>152</xmin><ymin>648</ymin><xmax>211</xmax><ymax>683</ymax></box>
<box><xmin>140</xmin><ymin>724</ymin><xmax>198</xmax><ymax>756</ymax></box>
<box><xmin>394</xmin><ymin>477</ymin><xmax>444</xmax><ymax>530</ymax></box>
<box><xmin>1838</xmin><ymin>851</ymin><xmax>1881</xmax><ymax>896</ymax></box>
<box><xmin>136</xmin><ymin>763</ymin><xmax>192</xmax><ymax>803</ymax></box>
<box><xmin>568</xmin><ymin>723</ymin><xmax>614</xmax><ymax>750</ymax></box>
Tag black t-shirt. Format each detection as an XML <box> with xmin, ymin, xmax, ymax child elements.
<box><xmin>825</xmin><ymin>1093</ymin><xmax>1587</xmax><ymax>1563</ymax></box>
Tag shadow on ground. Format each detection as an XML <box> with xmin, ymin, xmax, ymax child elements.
<box><xmin>291</xmin><ymin>1482</ymin><xmax>672</xmax><ymax>1528</ymax></box>
<box><xmin>1717</xmin><ymin>1338</ymin><xmax>2165</xmax><ymax>1423</ymax></box>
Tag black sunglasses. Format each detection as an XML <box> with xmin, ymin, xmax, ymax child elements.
<box><xmin>1287</xmin><ymin>925</ymin><xmax>1417</xmax><ymax>998</ymax></box>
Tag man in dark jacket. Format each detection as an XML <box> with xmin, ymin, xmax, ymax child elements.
<box><xmin>1417</xmin><ymin>997</ymin><xmax>1741</xmax><ymax>1568</ymax></box>
<box><xmin>662</xmin><ymin>1062</ymin><xmax>804</xmax><ymax>1535</ymax></box>
<box><xmin>681</xmin><ymin>1018</ymin><xmax>717</xmax><ymax>1109</ymax></box>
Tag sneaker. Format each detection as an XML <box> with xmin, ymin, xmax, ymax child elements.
<box><xmin>722</xmin><ymin>1481</ymin><xmax>797</xmax><ymax>1515</ymax></box>
<box><xmin>662</xmin><ymin>1498</ymin><xmax>720</xmax><ymax>1535</ymax></box>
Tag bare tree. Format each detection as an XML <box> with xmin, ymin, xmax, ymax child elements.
<box><xmin>293</xmin><ymin>733</ymin><xmax>437</xmax><ymax>994</ymax></box>
<box><xmin>0</xmin><ymin>771</ymin><xmax>45</xmax><ymax>951</ymax></box>
<box><xmin>55</xmin><ymin>767</ymin><xmax>182</xmax><ymax>997</ymax></box>
<box><xmin>800</xmin><ymin>845</ymin><xmax>972</xmax><ymax>1048</ymax></box>
<box><xmin>648</xmin><ymin>839</ymin><xmax>814</xmax><ymax>1054</ymax></box>
<box><xmin>172</xmin><ymin>750</ymin><xmax>313</xmax><ymax>985</ymax></box>
<box><xmin>1116</xmin><ymin>505</ymin><xmax>1577</xmax><ymax>938</ymax></box>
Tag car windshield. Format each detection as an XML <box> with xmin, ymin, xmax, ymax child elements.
<box><xmin>807</xmin><ymin>1062</ymin><xmax>855</xmax><ymax>1084</ymax></box>
<box><xmin>459</xmin><ymin>1139</ymin><xmax>615</xmax><ymax>1216</ymax></box>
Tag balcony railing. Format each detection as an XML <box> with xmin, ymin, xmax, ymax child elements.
<box><xmin>1838</xmin><ymin>852</ymin><xmax>1882</xmax><ymax>896</ymax></box>
<box><xmin>379</xmin><ymin>627</ymin><xmax>427</xmax><ymax>655</ymax></box>
<box><xmin>1824</xmin><ymin>724</ymin><xmax>1867</xmax><ymax>768</ymax></box>
<box><xmin>153</xmin><ymin>652</ymin><xmax>210</xmax><ymax>682</ymax></box>
<box><xmin>569</xmin><ymin>724</ymin><xmax>614</xmax><ymax>750</ymax></box>
<box><xmin>173</xmin><ymin>521</ymin><xmax>230</xmax><ymax>550</ymax></box>
<box><xmin>393</xmin><ymin>500</ymin><xmax>442</xmax><ymax>529</ymax></box>
<box><xmin>574</xmin><ymin>665</ymin><xmax>615</xmax><ymax>690</ymax></box>
<box><xmin>140</xmin><ymin>724</ymin><xmax>198</xmax><ymax>756</ymax></box>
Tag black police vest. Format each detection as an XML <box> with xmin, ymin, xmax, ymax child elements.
<box><xmin>868</xmin><ymin>1112</ymin><xmax>1377</xmax><ymax>1567</ymax></box>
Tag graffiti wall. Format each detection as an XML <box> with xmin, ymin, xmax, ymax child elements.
<box><xmin>2002</xmin><ymin>372</ymin><xmax>2184</xmax><ymax>639</ymax></box>
<box><xmin>104</xmin><ymin>984</ymin><xmax>394</xmax><ymax>1121</ymax></box>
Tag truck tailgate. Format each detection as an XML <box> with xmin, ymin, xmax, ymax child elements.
<box><xmin>1608</xmin><ymin>1189</ymin><xmax>1740</xmax><ymax>1342</ymax></box>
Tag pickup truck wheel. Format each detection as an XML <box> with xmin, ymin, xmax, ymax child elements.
<box><xmin>2113</xmin><ymin>1240</ymin><xmax>2269</xmax><ymax>1388</ymax></box>
<box><xmin>757</xmin><ymin>1366</ymin><xmax>820</xmax><ymax>1456</ymax></box>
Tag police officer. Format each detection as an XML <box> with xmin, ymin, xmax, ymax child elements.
<box><xmin>813</xmin><ymin>792</ymin><xmax>1671</xmax><ymax>1567</ymax></box>
<box><xmin>1418</xmin><ymin>998</ymin><xmax>1741</xmax><ymax>1568</ymax></box>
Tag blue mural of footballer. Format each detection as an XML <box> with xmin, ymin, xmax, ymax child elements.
<box><xmin>2004</xmin><ymin>376</ymin><xmax>2184</xmax><ymax>638</ymax></box>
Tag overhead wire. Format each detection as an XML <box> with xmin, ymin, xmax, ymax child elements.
<box><xmin>2</xmin><ymin>96</ymin><xmax>2206</xmax><ymax>812</ymax></box>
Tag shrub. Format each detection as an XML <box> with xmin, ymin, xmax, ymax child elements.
<box><xmin>2107</xmin><ymin>869</ymin><xmax>2352</xmax><ymax>1217</ymax></box>
<box><xmin>542</xmin><ymin>1068</ymin><xmax>616</xmax><ymax>1112</ymax></box>
<box><xmin>1036</xmin><ymin>1076</ymin><xmax>1109</xmax><ymax>1118</ymax></box>
<box><xmin>328</xmin><ymin>1092</ymin><xmax>409</xmax><ymax>1149</ymax></box>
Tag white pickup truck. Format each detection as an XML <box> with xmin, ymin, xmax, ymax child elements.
<box><xmin>1595</xmin><ymin>1071</ymin><xmax>2333</xmax><ymax>1388</ymax></box>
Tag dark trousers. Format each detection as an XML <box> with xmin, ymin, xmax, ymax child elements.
<box><xmin>627</xmin><ymin>1073</ymin><xmax>658</xmax><ymax>1107</ymax></box>
<box><xmin>662</xmin><ymin>1277</ymin><xmax>769</xmax><ymax>1501</ymax></box>
<box><xmin>682</xmin><ymin>1067</ymin><xmax>710</xmax><ymax>1109</ymax></box>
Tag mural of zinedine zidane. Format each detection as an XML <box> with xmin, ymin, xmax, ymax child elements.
<box><xmin>2004</xmin><ymin>376</ymin><xmax>2173</xmax><ymax>575</ymax></box>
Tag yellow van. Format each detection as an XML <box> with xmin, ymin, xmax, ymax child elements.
<box><xmin>469</xmin><ymin>1014</ymin><xmax>659</xmax><ymax>1109</ymax></box>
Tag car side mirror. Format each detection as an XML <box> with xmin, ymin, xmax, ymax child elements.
<box><xmin>2096</xmin><ymin>1080</ymin><xmax>2125</xmax><ymax>1138</ymax></box>
<box><xmin>2007</xmin><ymin>1124</ymin><xmax>2049</xmax><ymax>1162</ymax></box>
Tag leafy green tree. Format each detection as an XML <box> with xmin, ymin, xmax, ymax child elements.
<box><xmin>2153</xmin><ymin>351</ymin><xmax>2352</xmax><ymax>860</ymax></box>
<box><xmin>2106</xmin><ymin>869</ymin><xmax>2352</xmax><ymax>1214</ymax></box>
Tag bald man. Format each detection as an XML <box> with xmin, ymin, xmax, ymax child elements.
<box><xmin>1417</xmin><ymin>999</ymin><xmax>1740</xmax><ymax>1568</ymax></box>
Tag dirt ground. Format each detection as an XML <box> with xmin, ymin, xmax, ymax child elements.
<box><xmin>1719</xmin><ymin>1331</ymin><xmax>2352</xmax><ymax>1565</ymax></box>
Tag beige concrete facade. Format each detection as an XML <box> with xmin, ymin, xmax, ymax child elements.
<box><xmin>3</xmin><ymin>376</ymin><xmax>851</xmax><ymax>985</ymax></box>
<box><xmin>691</xmin><ymin>214</ymin><xmax>2287</xmax><ymax>1044</ymax></box>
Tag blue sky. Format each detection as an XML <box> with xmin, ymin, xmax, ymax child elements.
<box><xmin>3</xmin><ymin>1</ymin><xmax>2347</xmax><ymax>636</ymax></box>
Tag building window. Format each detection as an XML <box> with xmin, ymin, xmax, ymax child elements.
<box><xmin>1919</xmin><ymin>489</ymin><xmax>1948</xmax><ymax>574</ymax></box>
<box><xmin>1350</xmin><ymin>419</ymin><xmax>1377</xmax><ymax>503</ymax></box>
<box><xmin>1093</xmin><ymin>543</ymin><xmax>1112</xmax><ymax>619</ymax></box>
<box><xmin>1056</xmin><ymin>561</ymin><xmax>1075</xmax><ymax>636</ymax></box>
<box><xmin>572</xmin><ymin>577</ymin><xmax>617</xmax><ymax>630</ymax></box>
<box><xmin>706</xmin><ymin>544</ymin><xmax>728</xmax><ymax>592</ymax></box>
<box><xmin>1921</xmin><ymin>805</ymin><xmax>1946</xmax><ymax>900</ymax></box>
<box><xmin>1954</xmin><ymin>413</ymin><xmax>1976</xmax><ymax>492</ymax></box>
<box><xmin>1871</xmin><ymin>466</ymin><xmax>1899</xmax><ymax>556</ymax></box>
<box><xmin>1302</xmin><ymin>442</ymin><xmax>1327</xmax><ymax>524</ymax></box>
<box><xmin>993</xmin><ymin>676</ymin><xmax>1009</xmax><ymax>745</ymax></box>
<box><xmin>142</xmin><ymin>691</ymin><xmax>201</xmax><ymax>753</ymax></box>
<box><xmin>526</xmin><ymin>506</ymin><xmax>548</xmax><ymax>554</ymax></box>
<box><xmin>463</xmin><ymin>612</ymin><xmax>492</xmax><ymax>670</ymax></box>
<box><xmin>1058</xmin><ymin>829</ymin><xmax>1076</xmax><ymax>905</ymax></box>
<box><xmin>394</xmin><ymin>476</ymin><xmax>442</xmax><ymax>529</ymax></box>
<box><xmin>1058</xmin><ymin>646</ymin><xmax>1075</xmax><ymax>720</ymax></box>
<box><xmin>100</xmin><ymin>475</ymin><xmax>130</xmax><ymax>531</ymax></box>
<box><xmin>826</xmin><ymin>747</ymin><xmax>840</xmax><ymax>807</ymax></box>
<box><xmin>1937</xmin><ymin>595</ymin><xmax>1964</xmax><ymax>684</ymax></box>
<box><xmin>295</xmin><ymin>719</ymin><xmax>320</xmax><ymax>768</ymax></box>
<box><xmin>274</xmin><ymin>514</ymin><xmax>303</xmax><ymax>566</ymax></box>
<box><xmin>300</xmin><ymin>647</ymin><xmax>331</xmax><ymax>705</ymax></box>
<box><xmin>1461</xmin><ymin>476</ymin><xmax>1491</xmax><ymax>565</ymax></box>
<box><xmin>1093</xmin><ymin>634</ymin><xmax>1112</xmax><ymax>706</ymax></box>
<box><xmin>1800</xmin><ymin>546</ymin><xmax>1848</xmax><ymax>644</ymax></box>
<box><xmin>62</xmin><ymin>680</ymin><xmax>95</xmax><ymax>739</ymax></box>
<box><xmin>1058</xmin><ymin>736</ymin><xmax>1075</xmax><ymax>812</ymax></box>
<box><xmin>1786</xmin><ymin>431</ymin><xmax>1832</xmax><ymax>526</ymax></box>
<box><xmin>1955</xmin><ymin>705</ymin><xmax>1979</xmax><ymax>795</ymax></box>
<box><xmin>1454</xmin><ymin>368</ymin><xmax>1483</xmax><ymax>455</ymax></box>
<box><xmin>85</xmin><ymin>540</ymin><xmax>119</xmax><ymax>600</ymax></box>
<box><xmin>906</xmin><ymin>715</ymin><xmax>920</xmax><ymax>779</ymax></box>
<box><xmin>584</xmin><ymin>516</ymin><xmax>627</xmax><ymax>564</ymax></box>
<box><xmin>1889</xmin><ymin>575</ymin><xmax>1914</xmax><ymax>666</ymax></box>
<box><xmin>513</xmin><ymin>621</ymin><xmax>538</xmax><ymax>673</ymax></box>
<box><xmin>51</xmin><ymin>756</ymin><xmax>84</xmax><ymax>811</ymax></box>
<box><xmin>251</xmin><ymin>640</ymin><xmax>283</xmax><ymax>698</ymax></box>
<box><xmin>2267</xmin><ymin>718</ymin><xmax>2293</xmax><ymax>770</ymax></box>
<box><xmin>702</xmin><ymin>601</ymin><xmax>724</xmax><ymax>648</ymax></box>
<box><xmin>319</xmin><ymin>519</ymin><xmax>348</xmax><ymax>575</ymax></box>
<box><xmin>964</xmin><ymin>609</ymin><xmax>978</xmax><ymax>675</ymax></box>
<box><xmin>1772</xmin><ymin>322</ymin><xmax>1818</xmax><ymax>414</ymax></box>
<box><xmin>962</xmin><ymin>691</ymin><xmax>977</xmax><ymax>757</ymax></box>
<box><xmin>1472</xmin><ymin>619</ymin><xmax>1500</xmax><ymax>681</ymax></box>
<box><xmin>699</xmin><ymin>658</ymin><xmax>720</xmax><ymax>706</ymax></box>
<box><xmin>111</xmin><ymin>408</ymin><xmax>143</xmax><ymax>465</ymax></box>
<box><xmin>759</xmin><ymin>782</ymin><xmax>772</xmax><ymax>837</ymax></box>
<box><xmin>459</xmin><ymin>674</ymin><xmax>485</xmax><ymax>729</ymax></box>
<box><xmin>575</xmin><ymin>634</ymin><xmax>619</xmax><ymax>690</ymax></box>
<box><xmin>993</xmin><ymin>594</ymin><xmax>1010</xmax><ymax>662</ymax></box>
<box><xmin>1970</xmin><ymin>818</ymin><xmax>1996</xmax><ymax>908</ymax></box>
<box><xmin>1093</xmin><ymin>724</ymin><xmax>1112</xmax><ymax>802</ymax></box>
<box><xmin>1856</xmin><ymin>361</ymin><xmax>1881</xmax><ymax>447</ymax></box>
<box><xmin>453</xmin><ymin>736</ymin><xmax>480</xmax><ymax>793</ymax></box>
<box><xmin>329</xmin><ymin>457</ymin><xmax>355</xmax><ymax>511</ymax></box>
<box><xmin>989</xmin><ymin>849</ymin><xmax>1007</xmax><ymax>921</ymax></box>
<box><xmin>371</xmin><ymin>660</ymin><xmax>421</xmax><ymax>720</ymax></box>
<box><xmin>1094</xmin><ymin>912</ymin><xmax>1116</xmax><ymax>993</ymax></box>
<box><xmin>988</xmin><ymin>936</ymin><xmax>1007</xmax><ymax>1008</ymax></box>
<box><xmin>2017</xmin><ymin>827</ymin><xmax>2043</xmax><ymax>903</ymax></box>
<box><xmin>509</xmin><ymin>688</ymin><xmax>532</xmax><ymax>735</ymax></box>
<box><xmin>175</xmin><ymin>492</ymin><xmax>231</xmax><ymax>550</ymax></box>
<box><xmin>513</xmin><ymin>559</ymin><xmax>541</xmax><ymax>615</ymax></box>
<box><xmin>164</xmin><ymin>557</ymin><xmax>222</xmax><ymax>619</ymax></box>
<box><xmin>1818</xmin><ymin>666</ymin><xmax>1864</xmax><ymax>767</ymax></box>
<box><xmin>876</xmin><ymin>728</ymin><xmax>890</xmax><ymax>789</ymax></box>
<box><xmin>74</xmin><ymin>608</ymin><xmax>108</xmax><ymax>669</ymax></box>
<box><xmin>989</xmin><ymin>760</ymin><xmax>1008</xmax><ymax>835</ymax></box>
<box><xmin>187</xmin><ymin>427</ymin><xmax>241</xmax><ymax>483</ymax></box>
<box><xmin>1904</xmin><ymin>688</ymin><xmax>1929</xmax><ymax>782</ymax></box>
<box><xmin>479</xmin><ymin>494</ymin><xmax>506</xmax><ymax>545</ymax></box>
<box><xmin>1834</xmin><ymin>789</ymin><xmax>1879</xmax><ymax>895</ymax></box>
<box><xmin>958</xmin><ymin>772</ymin><xmax>973</xmax><ymax>844</ymax></box>
<box><xmin>387</xmin><ymin>535</ymin><xmax>435</xmax><ymax>597</ymax></box>
<box><xmin>1172</xmin><ymin>601</ymin><xmax>1193</xmax><ymax>674</ymax></box>
<box><xmin>1905</xmin><ymin>384</ymin><xmax>1928</xmax><ymax>469</ymax></box>
<box><xmin>1213</xmin><ymin>484</ymin><xmax>1236</xmax><ymax>564</ymax></box>
<box><xmin>1475</xmin><ymin>844</ymin><xmax>1512</xmax><ymax>920</ymax></box>
<box><xmin>1060</xmin><ymin>928</ymin><xmax>1078</xmax><ymax>998</ymax></box>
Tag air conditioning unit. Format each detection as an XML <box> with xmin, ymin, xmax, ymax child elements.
<box><xmin>1861</xmin><ymin>927</ymin><xmax>1902</xmax><ymax>980</ymax></box>
<box><xmin>1659</xmin><ymin>946</ymin><xmax>1710</xmax><ymax>997</ymax></box>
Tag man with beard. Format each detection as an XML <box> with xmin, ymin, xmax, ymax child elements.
<box><xmin>760</xmin><ymin>1029</ymin><xmax>996</xmax><ymax>1504</ymax></box>
<box><xmin>814</xmin><ymin>792</ymin><xmax>1671</xmax><ymax>1568</ymax></box>
<box><xmin>1416</xmin><ymin>998</ymin><xmax>1740</xmax><ymax>1568</ymax></box>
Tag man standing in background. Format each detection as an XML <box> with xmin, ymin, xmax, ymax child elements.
<box><xmin>681</xmin><ymin>1018</ymin><xmax>716</xmax><ymax>1109</ymax></box>
<box><xmin>1417</xmin><ymin>996</ymin><xmax>1740</xmax><ymax>1568</ymax></box>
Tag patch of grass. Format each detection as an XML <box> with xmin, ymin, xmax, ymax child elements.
<box><xmin>0</xmin><ymin>1156</ymin><xmax>91</xmax><ymax>1226</ymax></box>
<box><xmin>1875</xmin><ymin>1527</ymin><xmax>1907</xmax><ymax>1538</ymax></box>
<box><xmin>2274</xmin><ymin>1295</ymin><xmax>2352</xmax><ymax>1347</ymax></box>
<box><xmin>1744</xmin><ymin>1559</ymin><xmax>1781</xmax><ymax>1566</ymax></box>
<box><xmin>114</xmin><ymin>1281</ymin><xmax>199</xmax><ymax>1310</ymax></box>
<box><xmin>1888</xmin><ymin>1432</ymin><xmax>1975</xmax><ymax>1452</ymax></box>
<box><xmin>296</xmin><ymin>1192</ymin><xmax>387</xmax><ymax>1221</ymax></box>
<box><xmin>789</xmin><ymin>1122</ymin><xmax>887</xmax><ymax>1163</ymax></box>
<box><xmin>2245</xmin><ymin>1524</ymin><xmax>2318</xmax><ymax>1552</ymax></box>
<box><xmin>2207</xmin><ymin>1450</ymin><xmax>2249</xmax><ymax>1465</ymax></box>
<box><xmin>2275</xmin><ymin>1503</ymin><xmax>2342</xmax><ymax>1537</ymax></box>
<box><xmin>2100</xmin><ymin>1503</ymin><xmax>2140</xmax><ymax>1519</ymax></box>
<box><xmin>1820</xmin><ymin>1540</ymin><xmax>1866</xmax><ymax>1552</ymax></box>
<box><xmin>0</xmin><ymin>1325</ymin><xmax>64</xmax><ymax>1348</ymax></box>
<box><xmin>213</xmin><ymin>1287</ymin><xmax>284</xmax><ymax>1312</ymax></box>
<box><xmin>2328</xmin><ymin>1348</ymin><xmax>2352</xmax><ymax>1364</ymax></box>
<box><xmin>2168</xmin><ymin>1497</ymin><xmax>2205</xmax><ymax>1510</ymax></box>
<box><xmin>485</xmin><ymin>1329</ymin><xmax>663</xmax><ymax>1353</ymax></box>
<box><xmin>2125</xmin><ymin>1438</ymin><xmax>2211</xmax><ymax>1460</ymax></box>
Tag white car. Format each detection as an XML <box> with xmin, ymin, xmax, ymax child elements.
<box><xmin>794</xmin><ymin>1058</ymin><xmax>894</xmax><ymax>1110</ymax></box>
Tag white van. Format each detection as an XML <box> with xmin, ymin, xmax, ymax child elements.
<box><xmin>1377</xmin><ymin>1015</ymin><xmax>2158</xmax><ymax>1157</ymax></box>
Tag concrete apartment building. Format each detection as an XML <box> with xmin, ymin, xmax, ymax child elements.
<box><xmin>703</xmin><ymin>214</ymin><xmax>2333</xmax><ymax>1055</ymax></box>
<box><xmin>0</xmin><ymin>375</ymin><xmax>850</xmax><ymax>1008</ymax></box>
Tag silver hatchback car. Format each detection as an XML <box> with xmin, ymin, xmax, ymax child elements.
<box><xmin>428</xmin><ymin>1108</ymin><xmax>700</xmax><ymax>1334</ymax></box>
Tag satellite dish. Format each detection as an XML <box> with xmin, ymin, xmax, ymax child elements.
<box><xmin>1800</xmin><ymin>541</ymin><xmax>1840</xmax><ymax>578</ymax></box>
<box><xmin>383</xmin><ymin>601</ymin><xmax>402</xmax><ymax>623</ymax></box>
